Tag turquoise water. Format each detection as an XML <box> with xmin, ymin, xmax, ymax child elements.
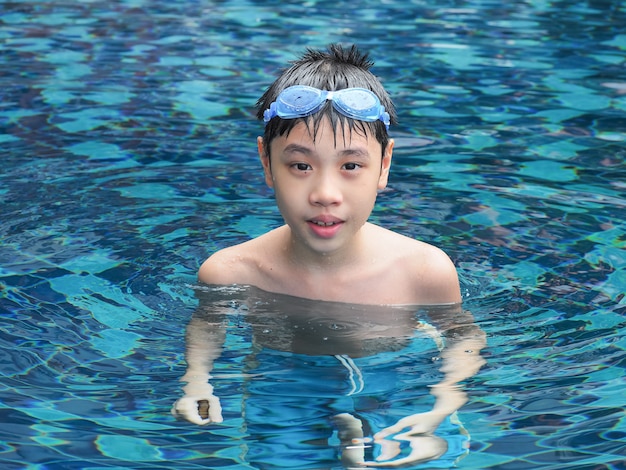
<box><xmin>1</xmin><ymin>0</ymin><xmax>625</xmax><ymax>468</ymax></box>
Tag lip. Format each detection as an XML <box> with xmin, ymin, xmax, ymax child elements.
<box><xmin>307</xmin><ymin>215</ymin><xmax>344</xmax><ymax>239</ymax></box>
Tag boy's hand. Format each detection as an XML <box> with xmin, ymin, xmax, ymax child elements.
<box><xmin>171</xmin><ymin>381</ymin><xmax>223</xmax><ymax>425</ymax></box>
<box><xmin>373</xmin><ymin>409</ymin><xmax>444</xmax><ymax>439</ymax></box>
<box><xmin>363</xmin><ymin>411</ymin><xmax>448</xmax><ymax>467</ymax></box>
<box><xmin>364</xmin><ymin>434</ymin><xmax>447</xmax><ymax>467</ymax></box>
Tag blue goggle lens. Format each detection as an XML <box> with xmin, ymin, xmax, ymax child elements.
<box><xmin>277</xmin><ymin>86</ymin><xmax>325</xmax><ymax>116</ymax></box>
<box><xmin>263</xmin><ymin>85</ymin><xmax>390</xmax><ymax>129</ymax></box>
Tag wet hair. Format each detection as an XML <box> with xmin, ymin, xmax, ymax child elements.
<box><xmin>256</xmin><ymin>44</ymin><xmax>397</xmax><ymax>158</ymax></box>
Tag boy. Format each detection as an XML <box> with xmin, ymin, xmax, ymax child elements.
<box><xmin>198</xmin><ymin>44</ymin><xmax>462</xmax><ymax>306</ymax></box>
<box><xmin>174</xmin><ymin>44</ymin><xmax>485</xmax><ymax>468</ymax></box>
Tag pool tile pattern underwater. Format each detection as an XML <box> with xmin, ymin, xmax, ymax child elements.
<box><xmin>1</xmin><ymin>0</ymin><xmax>625</xmax><ymax>468</ymax></box>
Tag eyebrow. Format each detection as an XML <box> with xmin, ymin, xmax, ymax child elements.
<box><xmin>282</xmin><ymin>144</ymin><xmax>371</xmax><ymax>160</ymax></box>
<box><xmin>339</xmin><ymin>147</ymin><xmax>371</xmax><ymax>160</ymax></box>
<box><xmin>282</xmin><ymin>143</ymin><xmax>313</xmax><ymax>156</ymax></box>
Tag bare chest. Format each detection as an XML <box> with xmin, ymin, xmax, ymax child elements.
<box><xmin>252</xmin><ymin>262</ymin><xmax>415</xmax><ymax>305</ymax></box>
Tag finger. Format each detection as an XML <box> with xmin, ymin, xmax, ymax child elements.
<box><xmin>207</xmin><ymin>396</ymin><xmax>224</xmax><ymax>423</ymax></box>
<box><xmin>376</xmin><ymin>438</ymin><xmax>401</xmax><ymax>462</ymax></box>
<box><xmin>369</xmin><ymin>435</ymin><xmax>447</xmax><ymax>466</ymax></box>
<box><xmin>187</xmin><ymin>413</ymin><xmax>213</xmax><ymax>426</ymax></box>
<box><xmin>171</xmin><ymin>398</ymin><xmax>213</xmax><ymax>425</ymax></box>
<box><xmin>364</xmin><ymin>433</ymin><xmax>448</xmax><ymax>467</ymax></box>
<box><xmin>373</xmin><ymin>423</ymin><xmax>404</xmax><ymax>440</ymax></box>
<box><xmin>363</xmin><ymin>455</ymin><xmax>417</xmax><ymax>467</ymax></box>
<box><xmin>363</xmin><ymin>445</ymin><xmax>435</xmax><ymax>468</ymax></box>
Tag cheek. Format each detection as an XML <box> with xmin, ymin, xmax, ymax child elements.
<box><xmin>352</xmin><ymin>184</ymin><xmax>378</xmax><ymax>211</ymax></box>
<box><xmin>272</xmin><ymin>182</ymin><xmax>298</xmax><ymax>209</ymax></box>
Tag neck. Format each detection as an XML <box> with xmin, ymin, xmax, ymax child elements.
<box><xmin>284</xmin><ymin>227</ymin><xmax>367</xmax><ymax>273</ymax></box>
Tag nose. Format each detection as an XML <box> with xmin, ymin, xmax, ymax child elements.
<box><xmin>309</xmin><ymin>172</ymin><xmax>343</xmax><ymax>207</ymax></box>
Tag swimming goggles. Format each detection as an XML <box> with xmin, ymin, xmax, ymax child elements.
<box><xmin>263</xmin><ymin>85</ymin><xmax>390</xmax><ymax>129</ymax></box>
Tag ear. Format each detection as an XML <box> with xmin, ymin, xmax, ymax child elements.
<box><xmin>377</xmin><ymin>139</ymin><xmax>394</xmax><ymax>190</ymax></box>
<box><xmin>258</xmin><ymin>136</ymin><xmax>274</xmax><ymax>188</ymax></box>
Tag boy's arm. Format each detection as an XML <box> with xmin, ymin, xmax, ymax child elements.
<box><xmin>174</xmin><ymin>249</ymin><xmax>244</xmax><ymax>424</ymax></box>
<box><xmin>171</xmin><ymin>313</ymin><xmax>227</xmax><ymax>425</ymax></box>
<box><xmin>365</xmin><ymin>309</ymin><xmax>486</xmax><ymax>467</ymax></box>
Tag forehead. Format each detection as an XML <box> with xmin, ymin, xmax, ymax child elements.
<box><xmin>276</xmin><ymin>116</ymin><xmax>379</xmax><ymax>150</ymax></box>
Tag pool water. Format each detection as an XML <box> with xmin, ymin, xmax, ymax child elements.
<box><xmin>1</xmin><ymin>0</ymin><xmax>625</xmax><ymax>468</ymax></box>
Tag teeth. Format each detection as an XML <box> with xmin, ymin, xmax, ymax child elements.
<box><xmin>313</xmin><ymin>221</ymin><xmax>335</xmax><ymax>226</ymax></box>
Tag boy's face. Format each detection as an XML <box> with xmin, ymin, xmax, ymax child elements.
<box><xmin>258</xmin><ymin>118</ymin><xmax>393</xmax><ymax>258</ymax></box>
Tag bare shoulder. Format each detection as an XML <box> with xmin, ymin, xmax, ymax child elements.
<box><xmin>197</xmin><ymin>227</ymin><xmax>286</xmax><ymax>286</ymax></box>
<box><xmin>198</xmin><ymin>244</ymin><xmax>248</xmax><ymax>285</ymax></box>
<box><xmin>409</xmin><ymin>239</ymin><xmax>461</xmax><ymax>304</ymax></box>
<box><xmin>372</xmin><ymin>225</ymin><xmax>461</xmax><ymax>304</ymax></box>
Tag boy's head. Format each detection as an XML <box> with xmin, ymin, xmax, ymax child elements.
<box><xmin>256</xmin><ymin>44</ymin><xmax>397</xmax><ymax>157</ymax></box>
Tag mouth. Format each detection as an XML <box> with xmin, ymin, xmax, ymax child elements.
<box><xmin>307</xmin><ymin>217</ymin><xmax>344</xmax><ymax>238</ymax></box>
<box><xmin>310</xmin><ymin>220</ymin><xmax>339</xmax><ymax>227</ymax></box>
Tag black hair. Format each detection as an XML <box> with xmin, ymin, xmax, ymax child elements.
<box><xmin>256</xmin><ymin>44</ymin><xmax>397</xmax><ymax>158</ymax></box>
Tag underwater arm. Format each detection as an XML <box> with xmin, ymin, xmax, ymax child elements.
<box><xmin>365</xmin><ymin>310</ymin><xmax>487</xmax><ymax>466</ymax></box>
<box><xmin>429</xmin><ymin>323</ymin><xmax>487</xmax><ymax>416</ymax></box>
<box><xmin>171</xmin><ymin>314</ymin><xmax>227</xmax><ymax>425</ymax></box>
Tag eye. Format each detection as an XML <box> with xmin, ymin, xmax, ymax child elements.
<box><xmin>343</xmin><ymin>162</ymin><xmax>361</xmax><ymax>171</ymax></box>
<box><xmin>292</xmin><ymin>163</ymin><xmax>311</xmax><ymax>171</ymax></box>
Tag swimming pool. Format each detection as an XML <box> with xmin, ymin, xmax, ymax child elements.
<box><xmin>1</xmin><ymin>0</ymin><xmax>625</xmax><ymax>468</ymax></box>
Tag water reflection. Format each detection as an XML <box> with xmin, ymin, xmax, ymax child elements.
<box><xmin>172</xmin><ymin>286</ymin><xmax>486</xmax><ymax>468</ymax></box>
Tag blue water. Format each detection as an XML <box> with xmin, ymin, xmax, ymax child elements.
<box><xmin>1</xmin><ymin>0</ymin><xmax>625</xmax><ymax>468</ymax></box>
